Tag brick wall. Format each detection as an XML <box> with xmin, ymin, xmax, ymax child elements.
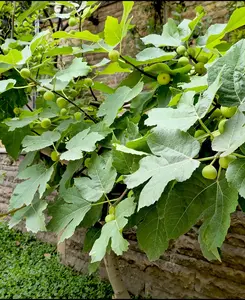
<box><xmin>2</xmin><ymin>1</ymin><xmax>245</xmax><ymax>298</ymax></box>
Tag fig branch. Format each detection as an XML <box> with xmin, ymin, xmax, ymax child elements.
<box><xmin>29</xmin><ymin>77</ymin><xmax>97</xmax><ymax>123</ymax></box>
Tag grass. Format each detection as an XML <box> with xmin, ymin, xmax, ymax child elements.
<box><xmin>0</xmin><ymin>222</ymin><xmax>113</xmax><ymax>299</ymax></box>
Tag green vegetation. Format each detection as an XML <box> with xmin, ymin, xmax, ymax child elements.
<box><xmin>0</xmin><ymin>222</ymin><xmax>113</xmax><ymax>299</ymax></box>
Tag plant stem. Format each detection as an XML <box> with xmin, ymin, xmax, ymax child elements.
<box><xmin>210</xmin><ymin>152</ymin><xmax>220</xmax><ymax>165</ymax></box>
<box><xmin>113</xmin><ymin>189</ymin><xmax>128</xmax><ymax>206</ymax></box>
<box><xmin>89</xmin><ymin>87</ymin><xmax>98</xmax><ymax>102</ymax></box>
<box><xmin>217</xmin><ymin>165</ymin><xmax>222</xmax><ymax>180</ymax></box>
<box><xmin>104</xmin><ymin>251</ymin><xmax>130</xmax><ymax>299</ymax></box>
<box><xmin>29</xmin><ymin>77</ymin><xmax>96</xmax><ymax>123</ymax></box>
<box><xmin>198</xmin><ymin>155</ymin><xmax>219</xmax><ymax>162</ymax></box>
<box><xmin>57</xmin><ymin>5</ymin><xmax>64</xmax><ymax>31</ymax></box>
<box><xmin>26</xmin><ymin>103</ymin><xmax>33</xmax><ymax>112</ymax></box>
<box><xmin>0</xmin><ymin>205</ymin><xmax>26</xmax><ymax>217</ymax></box>
<box><xmin>43</xmin><ymin>8</ymin><xmax>55</xmax><ymax>33</ymax></box>
<box><xmin>11</xmin><ymin>1</ymin><xmax>16</xmax><ymax>39</ymax></box>
<box><xmin>233</xmin><ymin>153</ymin><xmax>245</xmax><ymax>158</ymax></box>
<box><xmin>119</xmin><ymin>55</ymin><xmax>157</xmax><ymax>80</ymax></box>
<box><xmin>198</xmin><ymin>119</ymin><xmax>214</xmax><ymax>139</ymax></box>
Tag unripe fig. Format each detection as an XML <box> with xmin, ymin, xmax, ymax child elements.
<box><xmin>157</xmin><ymin>73</ymin><xmax>171</xmax><ymax>85</ymax></box>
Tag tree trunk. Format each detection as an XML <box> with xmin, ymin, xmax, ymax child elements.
<box><xmin>57</xmin><ymin>232</ymin><xmax>66</xmax><ymax>264</ymax></box>
<box><xmin>104</xmin><ymin>251</ymin><xmax>130</xmax><ymax>299</ymax></box>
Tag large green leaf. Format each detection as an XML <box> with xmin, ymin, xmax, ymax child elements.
<box><xmin>104</xmin><ymin>1</ymin><xmax>133</xmax><ymax>46</ymax></box>
<box><xmin>97</xmin><ymin>81</ymin><xmax>144</xmax><ymax>126</ymax></box>
<box><xmin>18</xmin><ymin>1</ymin><xmax>49</xmax><ymax>23</ymax></box>
<box><xmin>226</xmin><ymin>159</ymin><xmax>245</xmax><ymax>198</ymax></box>
<box><xmin>30</xmin><ymin>30</ymin><xmax>49</xmax><ymax>53</ymax></box>
<box><xmin>4</xmin><ymin>115</ymin><xmax>38</xmax><ymax>131</ymax></box>
<box><xmin>74</xmin><ymin>153</ymin><xmax>117</xmax><ymax>202</ymax></box>
<box><xmin>46</xmin><ymin>46</ymin><xmax>73</xmax><ymax>56</ymax></box>
<box><xmin>196</xmin><ymin>24</ymin><xmax>226</xmax><ymax>47</ymax></box>
<box><xmin>208</xmin><ymin>39</ymin><xmax>245</xmax><ymax>106</ymax></box>
<box><xmin>198</xmin><ymin>174</ymin><xmax>238</xmax><ymax>260</ymax></box>
<box><xmin>112</xmin><ymin>144</ymin><xmax>145</xmax><ymax>175</ymax></box>
<box><xmin>0</xmin><ymin>123</ymin><xmax>31</xmax><ymax>160</ymax></box>
<box><xmin>59</xmin><ymin>159</ymin><xmax>83</xmax><ymax>194</ymax></box>
<box><xmin>212</xmin><ymin>110</ymin><xmax>245</xmax><ymax>156</ymax></box>
<box><xmin>0</xmin><ymin>79</ymin><xmax>16</xmax><ymax>94</ymax></box>
<box><xmin>137</xmin><ymin>204</ymin><xmax>168</xmax><ymax>261</ymax></box>
<box><xmin>135</xmin><ymin>48</ymin><xmax>176</xmax><ymax>64</ymax></box>
<box><xmin>60</xmin><ymin>128</ymin><xmax>105</xmax><ymax>161</ymax></box>
<box><xmin>98</xmin><ymin>62</ymin><xmax>131</xmax><ymax>75</ymax></box>
<box><xmin>54</xmin><ymin>58</ymin><xmax>91</xmax><ymax>82</ymax></box>
<box><xmin>90</xmin><ymin>196</ymin><xmax>136</xmax><ymax>262</ymax></box>
<box><xmin>9</xmin><ymin>194</ymin><xmax>47</xmax><ymax>233</ymax></box>
<box><xmin>145</xmin><ymin>91</ymin><xmax>197</xmax><ymax>131</ymax></box>
<box><xmin>104</xmin><ymin>16</ymin><xmax>122</xmax><ymax>46</ymax></box>
<box><xmin>48</xmin><ymin>187</ymin><xmax>93</xmax><ymax>242</ymax></box>
<box><xmin>164</xmin><ymin>170</ymin><xmax>237</xmax><ymax>260</ymax></box>
<box><xmin>125</xmin><ymin>129</ymin><xmax>200</xmax><ymax>210</ymax></box>
<box><xmin>206</xmin><ymin>7</ymin><xmax>245</xmax><ymax>49</ymax></box>
<box><xmin>0</xmin><ymin>49</ymin><xmax>22</xmax><ymax>65</ymax></box>
<box><xmin>145</xmin><ymin>68</ymin><xmax>223</xmax><ymax>130</ymax></box>
<box><xmin>9</xmin><ymin>164</ymin><xmax>54</xmax><ymax>209</ymax></box>
<box><xmin>52</xmin><ymin>31</ymin><xmax>101</xmax><ymax>42</ymax></box>
<box><xmin>137</xmin><ymin>169</ymin><xmax>237</xmax><ymax>261</ymax></box>
<box><xmin>22</xmin><ymin>131</ymin><xmax>61</xmax><ymax>153</ymax></box>
<box><xmin>141</xmin><ymin>18</ymin><xmax>186</xmax><ymax>47</ymax></box>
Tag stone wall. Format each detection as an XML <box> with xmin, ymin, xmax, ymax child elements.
<box><xmin>1</xmin><ymin>151</ymin><xmax>245</xmax><ymax>299</ymax></box>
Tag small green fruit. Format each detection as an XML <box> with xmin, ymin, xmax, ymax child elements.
<box><xmin>13</xmin><ymin>107</ymin><xmax>22</xmax><ymax>115</ymax></box>
<box><xmin>56</xmin><ymin>97</ymin><xmax>67</xmax><ymax>109</ymax></box>
<box><xmin>41</xmin><ymin>118</ymin><xmax>51</xmax><ymax>129</ymax></box>
<box><xmin>105</xmin><ymin>214</ymin><xmax>115</xmax><ymax>223</ymax></box>
<box><xmin>74</xmin><ymin>112</ymin><xmax>82</xmax><ymax>121</ymax></box>
<box><xmin>194</xmin><ymin>129</ymin><xmax>206</xmax><ymax>138</ymax></box>
<box><xmin>220</xmin><ymin>106</ymin><xmax>237</xmax><ymax>118</ymax></box>
<box><xmin>195</xmin><ymin>62</ymin><xmax>207</xmax><ymax>75</ymax></box>
<box><xmin>187</xmin><ymin>48</ymin><xmax>196</xmax><ymax>57</ymax></box>
<box><xmin>219</xmin><ymin>155</ymin><xmax>236</xmax><ymax>169</ymax></box>
<box><xmin>197</xmin><ymin>55</ymin><xmax>209</xmax><ymax>64</ymax></box>
<box><xmin>60</xmin><ymin>108</ymin><xmax>67</xmax><ymax>116</ymax></box>
<box><xmin>51</xmin><ymin>150</ymin><xmax>59</xmax><ymax>162</ymax></box>
<box><xmin>70</xmin><ymin>30</ymin><xmax>76</xmax><ymax>34</ymax></box>
<box><xmin>218</xmin><ymin>119</ymin><xmax>227</xmax><ymax>134</ymax></box>
<box><xmin>68</xmin><ymin>17</ymin><xmax>77</xmax><ymax>27</ymax></box>
<box><xmin>108</xmin><ymin>50</ymin><xmax>120</xmax><ymax>62</ymax></box>
<box><xmin>157</xmin><ymin>73</ymin><xmax>171</xmax><ymax>85</ymax></box>
<box><xmin>210</xmin><ymin>108</ymin><xmax>222</xmax><ymax>119</ymax></box>
<box><xmin>84</xmin><ymin>78</ymin><xmax>93</xmax><ymax>87</ymax></box>
<box><xmin>176</xmin><ymin>45</ymin><xmax>186</xmax><ymax>55</ymax></box>
<box><xmin>109</xmin><ymin>206</ymin><xmax>115</xmax><ymax>215</ymax></box>
<box><xmin>20</xmin><ymin>68</ymin><xmax>31</xmax><ymax>79</ymax></box>
<box><xmin>43</xmin><ymin>91</ymin><xmax>55</xmax><ymax>101</ymax></box>
<box><xmin>178</xmin><ymin>56</ymin><xmax>189</xmax><ymax>67</ymax></box>
<box><xmin>202</xmin><ymin>165</ymin><xmax>217</xmax><ymax>180</ymax></box>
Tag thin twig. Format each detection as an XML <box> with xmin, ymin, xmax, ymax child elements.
<box><xmin>120</xmin><ymin>55</ymin><xmax>157</xmax><ymax>80</ymax></box>
<box><xmin>89</xmin><ymin>87</ymin><xmax>98</xmax><ymax>102</ymax></box>
<box><xmin>43</xmin><ymin>9</ymin><xmax>55</xmax><ymax>33</ymax></box>
<box><xmin>11</xmin><ymin>1</ymin><xmax>16</xmax><ymax>39</ymax></box>
<box><xmin>0</xmin><ymin>205</ymin><xmax>26</xmax><ymax>218</ymax></box>
<box><xmin>29</xmin><ymin>77</ymin><xmax>96</xmax><ymax>123</ymax></box>
<box><xmin>57</xmin><ymin>5</ymin><xmax>64</xmax><ymax>31</ymax></box>
<box><xmin>26</xmin><ymin>103</ymin><xmax>33</xmax><ymax>112</ymax></box>
<box><xmin>113</xmin><ymin>188</ymin><xmax>128</xmax><ymax>206</ymax></box>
